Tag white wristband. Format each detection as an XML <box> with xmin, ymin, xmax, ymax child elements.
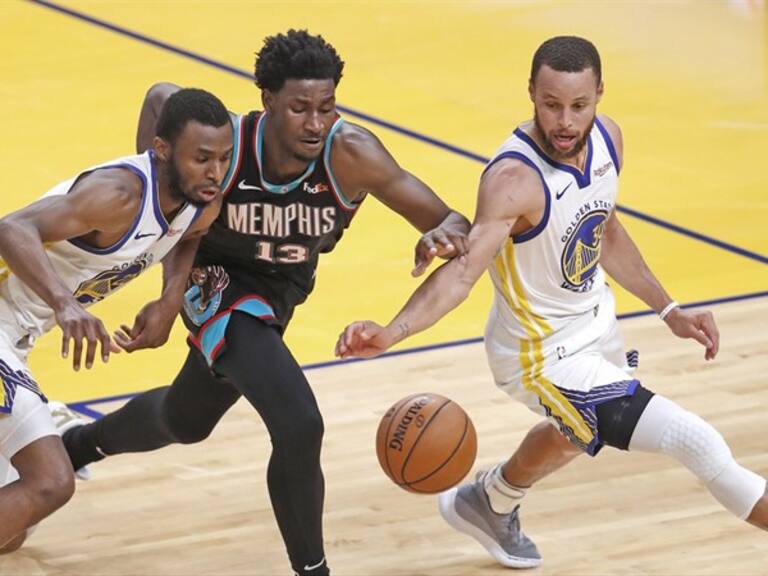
<box><xmin>659</xmin><ymin>301</ymin><xmax>680</xmax><ymax>321</ymax></box>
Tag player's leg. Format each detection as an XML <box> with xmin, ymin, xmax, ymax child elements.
<box><xmin>63</xmin><ymin>348</ymin><xmax>240</xmax><ymax>471</ymax></box>
<box><xmin>213</xmin><ymin>312</ymin><xmax>327</xmax><ymax>576</ymax></box>
<box><xmin>0</xmin><ymin>388</ymin><xmax>74</xmax><ymax>551</ymax></box>
<box><xmin>501</xmin><ymin>420</ymin><xmax>583</xmax><ymax>487</ymax></box>
<box><xmin>628</xmin><ymin>393</ymin><xmax>768</xmax><ymax>530</ymax></box>
<box><xmin>444</xmin><ymin>300</ymin><xmax>637</xmax><ymax>568</ymax></box>
<box><xmin>0</xmin><ymin>457</ymin><xmax>26</xmax><ymax>553</ymax></box>
<box><xmin>438</xmin><ymin>419</ymin><xmax>580</xmax><ymax>568</ymax></box>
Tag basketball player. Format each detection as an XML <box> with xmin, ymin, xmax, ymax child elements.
<box><xmin>336</xmin><ymin>36</ymin><xmax>768</xmax><ymax>567</ymax></box>
<box><xmin>61</xmin><ymin>30</ymin><xmax>469</xmax><ymax>576</ymax></box>
<box><xmin>0</xmin><ymin>88</ymin><xmax>232</xmax><ymax>553</ymax></box>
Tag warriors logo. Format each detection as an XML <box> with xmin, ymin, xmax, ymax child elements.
<box><xmin>182</xmin><ymin>265</ymin><xmax>230</xmax><ymax>326</ymax></box>
<box><xmin>74</xmin><ymin>254</ymin><xmax>153</xmax><ymax>304</ymax></box>
<box><xmin>560</xmin><ymin>210</ymin><xmax>607</xmax><ymax>292</ymax></box>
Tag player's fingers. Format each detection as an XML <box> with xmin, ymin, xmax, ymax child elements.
<box><xmin>83</xmin><ymin>325</ymin><xmax>100</xmax><ymax>370</ymax></box>
<box><xmin>700</xmin><ymin>312</ymin><xmax>719</xmax><ymax>358</ymax></box>
<box><xmin>432</xmin><ymin>230</ymin><xmax>454</xmax><ymax>253</ymax></box>
<box><xmin>97</xmin><ymin>322</ymin><xmax>112</xmax><ymax>364</ymax></box>
<box><xmin>120</xmin><ymin>324</ymin><xmax>136</xmax><ymax>339</ymax></box>
<box><xmin>450</xmin><ymin>233</ymin><xmax>469</xmax><ymax>256</ymax></box>
<box><xmin>343</xmin><ymin>322</ymin><xmax>365</xmax><ymax>347</ymax></box>
<box><xmin>411</xmin><ymin>254</ymin><xmax>433</xmax><ymax>277</ymax></box>
<box><xmin>335</xmin><ymin>332</ymin><xmax>348</xmax><ymax>357</ymax></box>
<box><xmin>420</xmin><ymin>233</ymin><xmax>437</xmax><ymax>253</ymax></box>
<box><xmin>61</xmin><ymin>327</ymin><xmax>71</xmax><ymax>360</ymax></box>
<box><xmin>688</xmin><ymin>324</ymin><xmax>713</xmax><ymax>351</ymax></box>
<box><xmin>113</xmin><ymin>329</ymin><xmax>133</xmax><ymax>351</ymax></box>
<box><xmin>72</xmin><ymin>333</ymin><xmax>83</xmax><ymax>371</ymax></box>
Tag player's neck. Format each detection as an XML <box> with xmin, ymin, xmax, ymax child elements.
<box><xmin>155</xmin><ymin>163</ymin><xmax>186</xmax><ymax>220</ymax></box>
<box><xmin>261</xmin><ymin>117</ymin><xmax>313</xmax><ymax>184</ymax></box>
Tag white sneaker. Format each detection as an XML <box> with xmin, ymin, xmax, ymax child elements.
<box><xmin>48</xmin><ymin>401</ymin><xmax>91</xmax><ymax>481</ymax></box>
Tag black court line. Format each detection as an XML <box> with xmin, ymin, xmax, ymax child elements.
<box><xmin>68</xmin><ymin>289</ymin><xmax>768</xmax><ymax>419</ymax></box>
<box><xmin>27</xmin><ymin>0</ymin><xmax>768</xmax><ymax>265</ymax></box>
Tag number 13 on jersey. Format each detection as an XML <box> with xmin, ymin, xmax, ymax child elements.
<box><xmin>255</xmin><ymin>241</ymin><xmax>310</xmax><ymax>264</ymax></box>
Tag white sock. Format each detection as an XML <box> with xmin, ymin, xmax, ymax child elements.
<box><xmin>482</xmin><ymin>463</ymin><xmax>528</xmax><ymax>514</ymax></box>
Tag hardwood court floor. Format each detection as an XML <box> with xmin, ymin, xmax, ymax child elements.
<box><xmin>2</xmin><ymin>297</ymin><xmax>766</xmax><ymax>576</ymax></box>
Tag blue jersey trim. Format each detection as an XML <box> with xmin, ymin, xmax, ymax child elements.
<box><xmin>67</xmin><ymin>161</ymin><xmax>149</xmax><ymax>255</ymax></box>
<box><xmin>594</xmin><ymin>117</ymin><xmax>620</xmax><ymax>175</ymax></box>
<box><xmin>255</xmin><ymin>113</ymin><xmax>316</xmax><ymax>194</ymax></box>
<box><xmin>513</xmin><ymin>128</ymin><xmax>593</xmax><ymax>188</ymax></box>
<box><xmin>189</xmin><ymin>205</ymin><xmax>204</xmax><ymax>225</ymax></box>
<box><xmin>483</xmin><ymin>151</ymin><xmax>551</xmax><ymax>243</ymax></box>
<box><xmin>323</xmin><ymin>118</ymin><xmax>356</xmax><ymax>210</ymax></box>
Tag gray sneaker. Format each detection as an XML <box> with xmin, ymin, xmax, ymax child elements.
<box><xmin>438</xmin><ymin>477</ymin><xmax>541</xmax><ymax>568</ymax></box>
<box><xmin>48</xmin><ymin>401</ymin><xmax>90</xmax><ymax>481</ymax></box>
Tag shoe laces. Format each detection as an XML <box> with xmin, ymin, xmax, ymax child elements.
<box><xmin>505</xmin><ymin>505</ymin><xmax>523</xmax><ymax>542</ymax></box>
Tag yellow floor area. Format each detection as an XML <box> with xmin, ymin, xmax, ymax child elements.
<box><xmin>0</xmin><ymin>0</ymin><xmax>766</xmax><ymax>402</ymax></box>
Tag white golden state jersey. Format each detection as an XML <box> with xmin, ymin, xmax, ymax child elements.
<box><xmin>487</xmin><ymin>117</ymin><xmax>620</xmax><ymax>342</ymax></box>
<box><xmin>0</xmin><ymin>151</ymin><xmax>201</xmax><ymax>345</ymax></box>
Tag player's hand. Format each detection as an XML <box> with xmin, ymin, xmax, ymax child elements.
<box><xmin>114</xmin><ymin>299</ymin><xmax>177</xmax><ymax>353</ymax></box>
<box><xmin>335</xmin><ymin>320</ymin><xmax>396</xmax><ymax>359</ymax></box>
<box><xmin>412</xmin><ymin>222</ymin><xmax>469</xmax><ymax>277</ymax></box>
<box><xmin>55</xmin><ymin>301</ymin><xmax>118</xmax><ymax>371</ymax></box>
<box><xmin>663</xmin><ymin>307</ymin><xmax>719</xmax><ymax>361</ymax></box>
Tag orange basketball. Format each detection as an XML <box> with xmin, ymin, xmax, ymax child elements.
<box><xmin>376</xmin><ymin>392</ymin><xmax>477</xmax><ymax>494</ymax></box>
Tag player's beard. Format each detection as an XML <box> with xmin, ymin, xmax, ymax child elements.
<box><xmin>166</xmin><ymin>151</ymin><xmax>210</xmax><ymax>209</ymax></box>
<box><xmin>533</xmin><ymin>109</ymin><xmax>594</xmax><ymax>161</ymax></box>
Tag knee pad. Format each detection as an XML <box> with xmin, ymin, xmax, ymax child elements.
<box><xmin>632</xmin><ymin>395</ymin><xmax>766</xmax><ymax>519</ymax></box>
<box><xmin>658</xmin><ymin>409</ymin><xmax>732</xmax><ymax>482</ymax></box>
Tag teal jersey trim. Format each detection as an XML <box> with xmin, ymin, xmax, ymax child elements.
<box><xmin>323</xmin><ymin>118</ymin><xmax>356</xmax><ymax>211</ymax></box>
<box><xmin>220</xmin><ymin>114</ymin><xmax>244</xmax><ymax>194</ymax></box>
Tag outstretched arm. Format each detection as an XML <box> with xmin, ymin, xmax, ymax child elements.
<box><xmin>336</xmin><ymin>159</ymin><xmax>543</xmax><ymax>358</ymax></box>
<box><xmin>0</xmin><ymin>169</ymin><xmax>143</xmax><ymax>369</ymax></box>
<box><xmin>331</xmin><ymin>124</ymin><xmax>471</xmax><ymax>276</ymax></box>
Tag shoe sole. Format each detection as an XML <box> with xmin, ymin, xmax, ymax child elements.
<box><xmin>438</xmin><ymin>487</ymin><xmax>542</xmax><ymax>569</ymax></box>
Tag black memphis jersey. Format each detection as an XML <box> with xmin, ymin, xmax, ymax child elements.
<box><xmin>195</xmin><ymin>110</ymin><xmax>360</xmax><ymax>322</ymax></box>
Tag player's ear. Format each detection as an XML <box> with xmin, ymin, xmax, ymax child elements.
<box><xmin>153</xmin><ymin>136</ymin><xmax>170</xmax><ymax>162</ymax></box>
<box><xmin>596</xmin><ymin>81</ymin><xmax>604</xmax><ymax>103</ymax></box>
<box><xmin>261</xmin><ymin>89</ymin><xmax>274</xmax><ymax>113</ymax></box>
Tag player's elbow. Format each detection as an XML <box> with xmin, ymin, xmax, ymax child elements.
<box><xmin>137</xmin><ymin>83</ymin><xmax>179</xmax><ymax>153</ymax></box>
<box><xmin>0</xmin><ymin>216</ymin><xmax>23</xmax><ymax>252</ymax></box>
<box><xmin>144</xmin><ymin>82</ymin><xmax>179</xmax><ymax>111</ymax></box>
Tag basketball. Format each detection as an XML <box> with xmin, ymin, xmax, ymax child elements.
<box><xmin>376</xmin><ymin>392</ymin><xmax>477</xmax><ymax>494</ymax></box>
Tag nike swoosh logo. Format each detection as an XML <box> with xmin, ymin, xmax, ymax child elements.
<box><xmin>555</xmin><ymin>181</ymin><xmax>573</xmax><ymax>200</ymax></box>
<box><xmin>304</xmin><ymin>558</ymin><xmax>326</xmax><ymax>571</ymax></box>
<box><xmin>134</xmin><ymin>232</ymin><xmax>156</xmax><ymax>240</ymax></box>
<box><xmin>238</xmin><ymin>179</ymin><xmax>262</xmax><ymax>191</ymax></box>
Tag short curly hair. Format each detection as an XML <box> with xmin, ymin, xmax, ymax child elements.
<box><xmin>530</xmin><ymin>36</ymin><xmax>601</xmax><ymax>84</ymax></box>
<box><xmin>254</xmin><ymin>29</ymin><xmax>345</xmax><ymax>92</ymax></box>
<box><xmin>155</xmin><ymin>88</ymin><xmax>230</xmax><ymax>144</ymax></box>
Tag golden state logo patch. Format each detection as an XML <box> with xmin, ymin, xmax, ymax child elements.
<box><xmin>560</xmin><ymin>210</ymin><xmax>607</xmax><ymax>293</ymax></box>
<box><xmin>74</xmin><ymin>253</ymin><xmax>153</xmax><ymax>304</ymax></box>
